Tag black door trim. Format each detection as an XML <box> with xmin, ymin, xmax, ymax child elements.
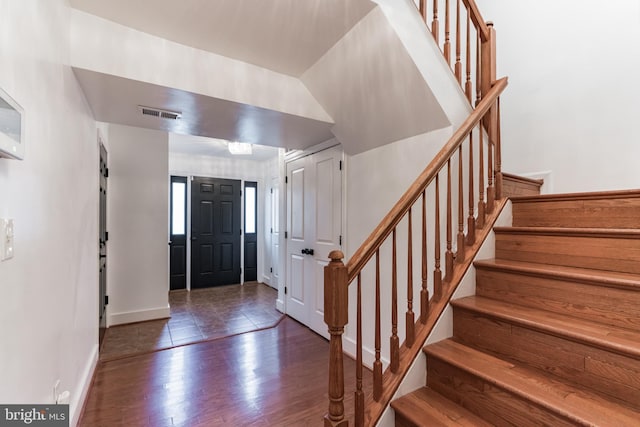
<box><xmin>244</xmin><ymin>181</ymin><xmax>258</xmax><ymax>282</ymax></box>
<box><xmin>169</xmin><ymin>175</ymin><xmax>188</xmax><ymax>290</ymax></box>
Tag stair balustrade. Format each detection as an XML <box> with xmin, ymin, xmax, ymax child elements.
<box><xmin>323</xmin><ymin>2</ymin><xmax>505</xmax><ymax>425</ymax></box>
<box><xmin>324</xmin><ymin>78</ymin><xmax>508</xmax><ymax>427</ymax></box>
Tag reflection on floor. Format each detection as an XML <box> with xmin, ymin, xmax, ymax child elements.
<box><xmin>100</xmin><ymin>282</ymin><xmax>282</xmax><ymax>361</ymax></box>
<box><xmin>81</xmin><ymin>316</ymin><xmax>371</xmax><ymax>426</ymax></box>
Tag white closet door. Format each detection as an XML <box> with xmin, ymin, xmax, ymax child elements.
<box><xmin>285</xmin><ymin>146</ymin><xmax>342</xmax><ymax>336</ymax></box>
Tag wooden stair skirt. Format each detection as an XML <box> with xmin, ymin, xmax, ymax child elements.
<box><xmin>501</xmin><ymin>172</ymin><xmax>543</xmax><ymax>198</ymax></box>
<box><xmin>392</xmin><ymin>190</ymin><xmax>640</xmax><ymax>426</ymax></box>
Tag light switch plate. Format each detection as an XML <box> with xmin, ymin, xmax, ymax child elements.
<box><xmin>0</xmin><ymin>219</ymin><xmax>14</xmax><ymax>261</ymax></box>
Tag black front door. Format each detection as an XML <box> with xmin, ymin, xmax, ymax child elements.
<box><xmin>169</xmin><ymin>176</ymin><xmax>187</xmax><ymax>290</ymax></box>
<box><xmin>191</xmin><ymin>177</ymin><xmax>241</xmax><ymax>288</ymax></box>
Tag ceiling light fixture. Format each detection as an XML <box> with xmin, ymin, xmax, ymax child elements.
<box><xmin>228</xmin><ymin>141</ymin><xmax>252</xmax><ymax>155</ymax></box>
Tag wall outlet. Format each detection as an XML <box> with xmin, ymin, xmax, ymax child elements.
<box><xmin>0</xmin><ymin>219</ymin><xmax>14</xmax><ymax>261</ymax></box>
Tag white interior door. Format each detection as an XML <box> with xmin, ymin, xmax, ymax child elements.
<box><xmin>286</xmin><ymin>146</ymin><xmax>342</xmax><ymax>337</ymax></box>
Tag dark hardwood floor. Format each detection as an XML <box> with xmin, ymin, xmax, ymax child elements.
<box><xmin>80</xmin><ymin>317</ymin><xmax>371</xmax><ymax>426</ymax></box>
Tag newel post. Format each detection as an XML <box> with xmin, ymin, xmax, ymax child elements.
<box><xmin>324</xmin><ymin>250</ymin><xmax>349</xmax><ymax>427</ymax></box>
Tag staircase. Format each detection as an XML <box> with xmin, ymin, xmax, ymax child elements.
<box><xmin>392</xmin><ymin>190</ymin><xmax>640</xmax><ymax>426</ymax></box>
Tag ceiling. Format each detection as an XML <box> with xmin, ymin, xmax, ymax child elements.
<box><xmin>69</xmin><ymin>0</ymin><xmax>376</xmax><ymax>77</ymax></box>
<box><xmin>73</xmin><ymin>68</ymin><xmax>335</xmax><ymax>151</ymax></box>
<box><xmin>169</xmin><ymin>134</ymin><xmax>281</xmax><ymax>161</ymax></box>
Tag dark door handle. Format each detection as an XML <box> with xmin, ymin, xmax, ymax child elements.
<box><xmin>301</xmin><ymin>248</ymin><xmax>308</xmax><ymax>255</ymax></box>
<box><xmin>301</xmin><ymin>248</ymin><xmax>315</xmax><ymax>256</ymax></box>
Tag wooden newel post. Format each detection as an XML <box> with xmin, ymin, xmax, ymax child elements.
<box><xmin>324</xmin><ymin>250</ymin><xmax>349</xmax><ymax>427</ymax></box>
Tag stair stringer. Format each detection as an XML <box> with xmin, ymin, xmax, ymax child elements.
<box><xmin>375</xmin><ymin>201</ymin><xmax>514</xmax><ymax>427</ymax></box>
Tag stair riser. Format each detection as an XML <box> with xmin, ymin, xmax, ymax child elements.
<box><xmin>495</xmin><ymin>232</ymin><xmax>640</xmax><ymax>274</ymax></box>
<box><xmin>453</xmin><ymin>307</ymin><xmax>640</xmax><ymax>409</ymax></box>
<box><xmin>502</xmin><ymin>176</ymin><xmax>542</xmax><ymax>198</ymax></box>
<box><xmin>426</xmin><ymin>356</ymin><xmax>577</xmax><ymax>426</ymax></box>
<box><xmin>512</xmin><ymin>198</ymin><xmax>640</xmax><ymax>229</ymax></box>
<box><xmin>476</xmin><ymin>268</ymin><xmax>640</xmax><ymax>330</ymax></box>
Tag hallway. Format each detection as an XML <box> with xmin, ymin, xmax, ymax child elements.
<box><xmin>81</xmin><ymin>317</ymin><xmax>370</xmax><ymax>426</ymax></box>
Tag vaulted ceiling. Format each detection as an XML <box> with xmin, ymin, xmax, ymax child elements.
<box><xmin>69</xmin><ymin>0</ymin><xmax>377</xmax><ymax>77</ymax></box>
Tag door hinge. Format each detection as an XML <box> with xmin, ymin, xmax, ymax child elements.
<box><xmin>105</xmin><ymin>168</ymin><xmax>109</xmax><ymax>178</ymax></box>
<box><xmin>271</xmin><ymin>188</ymin><xmax>273</xmax><ymax>194</ymax></box>
<box><xmin>285</xmin><ymin>231</ymin><xmax>288</xmax><ymax>239</ymax></box>
<box><xmin>339</xmin><ymin>160</ymin><xmax>343</xmax><ymax>171</ymax></box>
<box><xmin>240</xmin><ymin>189</ymin><xmax>242</xmax><ymax>196</ymax></box>
<box><xmin>270</xmin><ymin>227</ymin><xmax>273</xmax><ymax>234</ymax></box>
<box><xmin>105</xmin><ymin>231</ymin><xmax>109</xmax><ymax>241</ymax></box>
<box><xmin>270</xmin><ymin>267</ymin><xmax>273</xmax><ymax>273</ymax></box>
<box><xmin>104</xmin><ymin>295</ymin><xmax>109</xmax><ymax>305</ymax></box>
<box><xmin>285</xmin><ymin>176</ymin><xmax>288</xmax><ymax>184</ymax></box>
<box><xmin>240</xmin><ymin>229</ymin><xmax>242</xmax><ymax>235</ymax></box>
<box><xmin>285</xmin><ymin>286</ymin><xmax>287</xmax><ymax>295</ymax></box>
<box><xmin>339</xmin><ymin>235</ymin><xmax>342</xmax><ymax>245</ymax></box>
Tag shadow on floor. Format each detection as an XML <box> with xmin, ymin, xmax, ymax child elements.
<box><xmin>100</xmin><ymin>282</ymin><xmax>282</xmax><ymax>361</ymax></box>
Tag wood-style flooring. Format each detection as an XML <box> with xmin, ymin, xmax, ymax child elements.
<box><xmin>80</xmin><ymin>317</ymin><xmax>371</xmax><ymax>426</ymax></box>
<box><xmin>101</xmin><ymin>283</ymin><xmax>282</xmax><ymax>361</ymax></box>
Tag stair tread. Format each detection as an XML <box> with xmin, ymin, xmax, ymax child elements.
<box><xmin>452</xmin><ymin>296</ymin><xmax>640</xmax><ymax>358</ymax></box>
<box><xmin>425</xmin><ymin>339</ymin><xmax>640</xmax><ymax>425</ymax></box>
<box><xmin>474</xmin><ymin>258</ymin><xmax>640</xmax><ymax>290</ymax></box>
<box><xmin>510</xmin><ymin>188</ymin><xmax>640</xmax><ymax>203</ymax></box>
<box><xmin>494</xmin><ymin>226</ymin><xmax>640</xmax><ymax>238</ymax></box>
<box><xmin>391</xmin><ymin>387</ymin><xmax>493</xmax><ymax>427</ymax></box>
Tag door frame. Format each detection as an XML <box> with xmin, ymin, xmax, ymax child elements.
<box><xmin>169</xmin><ymin>175</ymin><xmax>188</xmax><ymax>290</ymax></box>
<box><xmin>282</xmin><ymin>142</ymin><xmax>346</xmax><ymax>329</ymax></box>
<box><xmin>168</xmin><ymin>173</ymin><xmax>267</xmax><ymax>289</ymax></box>
<box><xmin>243</xmin><ymin>181</ymin><xmax>258</xmax><ymax>282</ymax></box>
<box><xmin>98</xmin><ymin>134</ymin><xmax>108</xmax><ymax>347</ymax></box>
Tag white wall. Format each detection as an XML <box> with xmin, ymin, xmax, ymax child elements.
<box><xmin>478</xmin><ymin>0</ymin><xmax>640</xmax><ymax>193</ymax></box>
<box><xmin>107</xmin><ymin>124</ymin><xmax>169</xmax><ymax>325</ymax></box>
<box><xmin>301</xmin><ymin>6</ymin><xmax>450</xmax><ymax>154</ymax></box>
<box><xmin>0</xmin><ymin>1</ymin><xmax>99</xmax><ymax>425</ymax></box>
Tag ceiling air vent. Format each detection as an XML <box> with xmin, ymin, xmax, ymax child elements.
<box><xmin>138</xmin><ymin>106</ymin><xmax>182</xmax><ymax>120</ymax></box>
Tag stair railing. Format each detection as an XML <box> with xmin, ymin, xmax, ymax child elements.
<box><xmin>419</xmin><ymin>0</ymin><xmax>495</xmax><ymax>108</ymax></box>
<box><xmin>324</xmin><ymin>77</ymin><xmax>506</xmax><ymax>427</ymax></box>
<box><xmin>324</xmin><ymin>2</ymin><xmax>505</xmax><ymax>424</ymax></box>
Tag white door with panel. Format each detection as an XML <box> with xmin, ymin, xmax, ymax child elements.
<box><xmin>286</xmin><ymin>146</ymin><xmax>342</xmax><ymax>337</ymax></box>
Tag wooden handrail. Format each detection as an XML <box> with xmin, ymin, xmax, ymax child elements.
<box><xmin>462</xmin><ymin>0</ymin><xmax>489</xmax><ymax>41</ymax></box>
<box><xmin>346</xmin><ymin>77</ymin><xmax>507</xmax><ymax>283</ymax></box>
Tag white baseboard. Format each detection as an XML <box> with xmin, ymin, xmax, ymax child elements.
<box><xmin>276</xmin><ymin>298</ymin><xmax>285</xmax><ymax>313</ymax></box>
<box><xmin>70</xmin><ymin>343</ymin><xmax>98</xmax><ymax>427</ymax></box>
<box><xmin>108</xmin><ymin>305</ymin><xmax>170</xmax><ymax>326</ymax></box>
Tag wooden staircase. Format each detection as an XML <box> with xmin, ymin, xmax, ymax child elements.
<box><xmin>392</xmin><ymin>190</ymin><xmax>640</xmax><ymax>426</ymax></box>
